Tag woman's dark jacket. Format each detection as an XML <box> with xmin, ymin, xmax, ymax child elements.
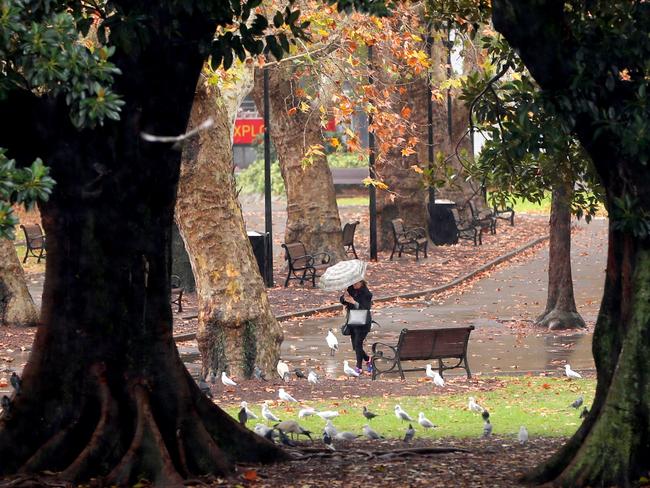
<box><xmin>340</xmin><ymin>285</ymin><xmax>373</xmax><ymax>311</ymax></box>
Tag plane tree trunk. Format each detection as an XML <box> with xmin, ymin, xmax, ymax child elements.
<box><xmin>0</xmin><ymin>10</ymin><xmax>285</xmax><ymax>486</ymax></box>
<box><xmin>252</xmin><ymin>65</ymin><xmax>345</xmax><ymax>262</ymax></box>
<box><xmin>535</xmin><ymin>180</ymin><xmax>586</xmax><ymax>330</ymax></box>
<box><xmin>0</xmin><ymin>238</ymin><xmax>38</xmax><ymax>326</ymax></box>
<box><xmin>176</xmin><ymin>79</ymin><xmax>283</xmax><ymax>380</ymax></box>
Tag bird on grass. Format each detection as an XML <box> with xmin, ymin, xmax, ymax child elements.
<box><xmin>254</xmin><ymin>423</ymin><xmax>274</xmax><ymax>440</ymax></box>
<box><xmin>10</xmin><ymin>372</ymin><xmax>22</xmax><ymax>394</ymax></box>
<box><xmin>343</xmin><ymin>360</ymin><xmax>360</xmax><ymax>378</ymax></box>
<box><xmin>363</xmin><ymin>406</ymin><xmax>379</xmax><ymax>420</ymax></box>
<box><xmin>394</xmin><ymin>405</ymin><xmax>413</xmax><ymax>422</ymax></box>
<box><xmin>403</xmin><ymin>424</ymin><xmax>416</xmax><ymax>443</ymax></box>
<box><xmin>240</xmin><ymin>401</ymin><xmax>258</xmax><ymax>420</ymax></box>
<box><xmin>363</xmin><ymin>424</ymin><xmax>384</xmax><ymax>440</ymax></box>
<box><xmin>299</xmin><ymin>407</ymin><xmax>317</xmax><ymax>419</ymax></box>
<box><xmin>418</xmin><ymin>412</ymin><xmax>437</xmax><ymax>430</ymax></box>
<box><xmin>316</xmin><ymin>410</ymin><xmax>339</xmax><ymax>420</ymax></box>
<box><xmin>483</xmin><ymin>419</ymin><xmax>493</xmax><ymax>438</ymax></box>
<box><xmin>580</xmin><ymin>407</ymin><xmax>589</xmax><ymax>419</ymax></box>
<box><xmin>518</xmin><ymin>426</ymin><xmax>529</xmax><ymax>445</ymax></box>
<box><xmin>425</xmin><ymin>364</ymin><xmax>445</xmax><ymax>388</ymax></box>
<box><xmin>294</xmin><ymin>369</ymin><xmax>306</xmax><ymax>379</ymax></box>
<box><xmin>570</xmin><ymin>395</ymin><xmax>584</xmax><ymax>409</ymax></box>
<box><xmin>253</xmin><ymin>365</ymin><xmax>267</xmax><ymax>381</ymax></box>
<box><xmin>197</xmin><ymin>377</ymin><xmax>213</xmax><ymax>398</ymax></box>
<box><xmin>207</xmin><ymin>369</ymin><xmax>217</xmax><ymax>385</ymax></box>
<box><xmin>481</xmin><ymin>410</ymin><xmax>490</xmax><ymax>421</ymax></box>
<box><xmin>238</xmin><ymin>407</ymin><xmax>247</xmax><ymax>426</ymax></box>
<box><xmin>324</xmin><ymin>420</ymin><xmax>338</xmax><ymax>438</ymax></box>
<box><xmin>565</xmin><ymin>364</ymin><xmax>582</xmax><ymax>379</ymax></box>
<box><xmin>277</xmin><ymin>429</ymin><xmax>297</xmax><ymax>447</ymax></box>
<box><xmin>307</xmin><ymin>370</ymin><xmax>319</xmax><ymax>385</ymax></box>
<box><xmin>262</xmin><ymin>401</ymin><xmax>280</xmax><ymax>423</ymax></box>
<box><xmin>221</xmin><ymin>371</ymin><xmax>237</xmax><ymax>387</ymax></box>
<box><xmin>278</xmin><ymin>388</ymin><xmax>298</xmax><ymax>403</ymax></box>
<box><xmin>275</xmin><ymin>420</ymin><xmax>313</xmax><ymax>441</ymax></box>
<box><xmin>335</xmin><ymin>431</ymin><xmax>359</xmax><ymax>441</ymax></box>
<box><xmin>326</xmin><ymin>329</ymin><xmax>339</xmax><ymax>356</ymax></box>
<box><xmin>322</xmin><ymin>431</ymin><xmax>335</xmax><ymax>451</ymax></box>
<box><xmin>1</xmin><ymin>395</ymin><xmax>11</xmax><ymax>417</ymax></box>
<box><xmin>468</xmin><ymin>397</ymin><xmax>485</xmax><ymax>414</ymax></box>
<box><xmin>277</xmin><ymin>360</ymin><xmax>290</xmax><ymax>381</ymax></box>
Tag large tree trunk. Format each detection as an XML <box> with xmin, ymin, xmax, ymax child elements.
<box><xmin>493</xmin><ymin>2</ymin><xmax>650</xmax><ymax>485</ymax></box>
<box><xmin>252</xmin><ymin>65</ymin><xmax>345</xmax><ymax>262</ymax></box>
<box><xmin>0</xmin><ymin>11</ymin><xmax>285</xmax><ymax>485</ymax></box>
<box><xmin>535</xmin><ymin>181</ymin><xmax>586</xmax><ymax>330</ymax></box>
<box><xmin>176</xmin><ymin>79</ymin><xmax>283</xmax><ymax>379</ymax></box>
<box><xmin>0</xmin><ymin>238</ymin><xmax>38</xmax><ymax>326</ymax></box>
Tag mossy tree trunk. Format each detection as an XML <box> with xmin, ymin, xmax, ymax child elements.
<box><xmin>0</xmin><ymin>238</ymin><xmax>38</xmax><ymax>327</ymax></box>
<box><xmin>535</xmin><ymin>180</ymin><xmax>586</xmax><ymax>330</ymax></box>
<box><xmin>252</xmin><ymin>65</ymin><xmax>345</xmax><ymax>262</ymax></box>
<box><xmin>176</xmin><ymin>79</ymin><xmax>283</xmax><ymax>380</ymax></box>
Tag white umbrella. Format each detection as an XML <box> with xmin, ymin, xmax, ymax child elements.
<box><xmin>318</xmin><ymin>259</ymin><xmax>367</xmax><ymax>291</ymax></box>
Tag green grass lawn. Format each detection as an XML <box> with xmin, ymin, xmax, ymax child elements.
<box><xmin>225</xmin><ymin>376</ymin><xmax>595</xmax><ymax>441</ymax></box>
<box><xmin>337</xmin><ymin>196</ymin><xmax>369</xmax><ymax>207</ymax></box>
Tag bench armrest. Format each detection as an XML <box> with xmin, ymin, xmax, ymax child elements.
<box><xmin>371</xmin><ymin>341</ymin><xmax>398</xmax><ymax>361</ymax></box>
<box><xmin>310</xmin><ymin>252</ymin><xmax>332</xmax><ymax>265</ymax></box>
<box><xmin>405</xmin><ymin>227</ymin><xmax>426</xmax><ymax>239</ymax></box>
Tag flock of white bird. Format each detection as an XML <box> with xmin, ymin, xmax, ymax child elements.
<box><xmin>211</xmin><ymin>328</ymin><xmax>586</xmax><ymax>449</ymax></box>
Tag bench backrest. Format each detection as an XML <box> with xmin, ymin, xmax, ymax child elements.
<box><xmin>391</xmin><ymin>218</ymin><xmax>405</xmax><ymax>238</ymax></box>
<box><xmin>342</xmin><ymin>221</ymin><xmax>359</xmax><ymax>246</ymax></box>
<box><xmin>282</xmin><ymin>242</ymin><xmax>309</xmax><ymax>269</ymax></box>
<box><xmin>21</xmin><ymin>224</ymin><xmax>45</xmax><ymax>248</ymax></box>
<box><xmin>397</xmin><ymin>326</ymin><xmax>474</xmax><ymax>360</ymax></box>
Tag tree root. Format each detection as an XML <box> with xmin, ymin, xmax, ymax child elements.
<box><xmin>535</xmin><ymin>309</ymin><xmax>586</xmax><ymax>330</ymax></box>
<box><xmin>287</xmin><ymin>446</ymin><xmax>468</xmax><ymax>461</ymax></box>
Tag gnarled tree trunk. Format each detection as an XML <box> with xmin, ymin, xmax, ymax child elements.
<box><xmin>252</xmin><ymin>65</ymin><xmax>345</xmax><ymax>262</ymax></box>
<box><xmin>176</xmin><ymin>78</ymin><xmax>283</xmax><ymax>379</ymax></box>
<box><xmin>0</xmin><ymin>10</ymin><xmax>285</xmax><ymax>485</ymax></box>
<box><xmin>535</xmin><ymin>180</ymin><xmax>585</xmax><ymax>330</ymax></box>
<box><xmin>0</xmin><ymin>238</ymin><xmax>38</xmax><ymax>326</ymax></box>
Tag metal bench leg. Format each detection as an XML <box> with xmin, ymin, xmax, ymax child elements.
<box><xmin>390</xmin><ymin>242</ymin><xmax>397</xmax><ymax>260</ymax></box>
<box><xmin>351</xmin><ymin>243</ymin><xmax>358</xmax><ymax>259</ymax></box>
<box><xmin>397</xmin><ymin>359</ymin><xmax>405</xmax><ymax>380</ymax></box>
<box><xmin>464</xmin><ymin>355</ymin><xmax>472</xmax><ymax>379</ymax></box>
<box><xmin>284</xmin><ymin>270</ymin><xmax>291</xmax><ymax>287</ymax></box>
<box><xmin>23</xmin><ymin>248</ymin><xmax>29</xmax><ymax>263</ymax></box>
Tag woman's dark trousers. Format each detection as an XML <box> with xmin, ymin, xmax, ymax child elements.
<box><xmin>350</xmin><ymin>325</ymin><xmax>370</xmax><ymax>368</ymax></box>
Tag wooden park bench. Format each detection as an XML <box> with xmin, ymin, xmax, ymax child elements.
<box><xmin>468</xmin><ymin>201</ymin><xmax>497</xmax><ymax>235</ymax></box>
<box><xmin>171</xmin><ymin>274</ymin><xmax>184</xmax><ymax>313</ymax></box>
<box><xmin>281</xmin><ymin>241</ymin><xmax>332</xmax><ymax>287</ymax></box>
<box><xmin>494</xmin><ymin>206</ymin><xmax>515</xmax><ymax>226</ymax></box>
<box><xmin>342</xmin><ymin>220</ymin><xmax>360</xmax><ymax>259</ymax></box>
<box><xmin>20</xmin><ymin>223</ymin><xmax>46</xmax><ymax>263</ymax></box>
<box><xmin>451</xmin><ymin>208</ymin><xmax>482</xmax><ymax>246</ymax></box>
<box><xmin>389</xmin><ymin>218</ymin><xmax>428</xmax><ymax>261</ymax></box>
<box><xmin>371</xmin><ymin>326</ymin><xmax>475</xmax><ymax>380</ymax></box>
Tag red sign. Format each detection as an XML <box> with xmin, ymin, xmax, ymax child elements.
<box><xmin>233</xmin><ymin>118</ymin><xmax>337</xmax><ymax>145</ymax></box>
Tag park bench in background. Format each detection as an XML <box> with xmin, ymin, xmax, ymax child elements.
<box><xmin>389</xmin><ymin>218</ymin><xmax>428</xmax><ymax>261</ymax></box>
<box><xmin>342</xmin><ymin>221</ymin><xmax>360</xmax><ymax>259</ymax></box>
<box><xmin>468</xmin><ymin>201</ymin><xmax>497</xmax><ymax>235</ymax></box>
<box><xmin>20</xmin><ymin>223</ymin><xmax>46</xmax><ymax>263</ymax></box>
<box><xmin>281</xmin><ymin>241</ymin><xmax>332</xmax><ymax>287</ymax></box>
<box><xmin>371</xmin><ymin>326</ymin><xmax>475</xmax><ymax>380</ymax></box>
<box><xmin>171</xmin><ymin>274</ymin><xmax>184</xmax><ymax>313</ymax></box>
<box><xmin>451</xmin><ymin>208</ymin><xmax>482</xmax><ymax>246</ymax></box>
<box><xmin>494</xmin><ymin>206</ymin><xmax>515</xmax><ymax>226</ymax></box>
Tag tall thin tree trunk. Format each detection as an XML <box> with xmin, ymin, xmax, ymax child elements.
<box><xmin>535</xmin><ymin>181</ymin><xmax>585</xmax><ymax>329</ymax></box>
<box><xmin>176</xmin><ymin>78</ymin><xmax>283</xmax><ymax>379</ymax></box>
<box><xmin>252</xmin><ymin>65</ymin><xmax>345</xmax><ymax>262</ymax></box>
<box><xmin>0</xmin><ymin>238</ymin><xmax>38</xmax><ymax>326</ymax></box>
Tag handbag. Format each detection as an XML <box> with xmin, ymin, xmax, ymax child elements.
<box><xmin>341</xmin><ymin>309</ymin><xmax>371</xmax><ymax>336</ymax></box>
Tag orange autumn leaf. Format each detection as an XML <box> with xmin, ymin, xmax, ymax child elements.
<box><xmin>287</xmin><ymin>107</ymin><xmax>297</xmax><ymax>116</ymax></box>
<box><xmin>400</xmin><ymin>106</ymin><xmax>412</xmax><ymax>119</ymax></box>
<box><xmin>542</xmin><ymin>383</ymin><xmax>551</xmax><ymax>389</ymax></box>
<box><xmin>401</xmin><ymin>147</ymin><xmax>416</xmax><ymax>157</ymax></box>
<box><xmin>243</xmin><ymin>470</ymin><xmax>259</xmax><ymax>481</ymax></box>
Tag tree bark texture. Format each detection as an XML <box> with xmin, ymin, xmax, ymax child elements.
<box><xmin>493</xmin><ymin>1</ymin><xmax>650</xmax><ymax>485</ymax></box>
<box><xmin>535</xmin><ymin>181</ymin><xmax>586</xmax><ymax>330</ymax></box>
<box><xmin>252</xmin><ymin>65</ymin><xmax>345</xmax><ymax>262</ymax></box>
<box><xmin>0</xmin><ymin>10</ymin><xmax>285</xmax><ymax>485</ymax></box>
<box><xmin>0</xmin><ymin>238</ymin><xmax>38</xmax><ymax>327</ymax></box>
<box><xmin>176</xmin><ymin>79</ymin><xmax>283</xmax><ymax>380</ymax></box>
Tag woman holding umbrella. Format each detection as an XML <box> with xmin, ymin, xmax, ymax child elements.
<box><xmin>340</xmin><ymin>280</ymin><xmax>373</xmax><ymax>374</ymax></box>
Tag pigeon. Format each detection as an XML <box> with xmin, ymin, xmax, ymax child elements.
<box><xmin>326</xmin><ymin>329</ymin><xmax>339</xmax><ymax>356</ymax></box>
<box><xmin>316</xmin><ymin>410</ymin><xmax>339</xmax><ymax>420</ymax></box>
<box><xmin>307</xmin><ymin>370</ymin><xmax>319</xmax><ymax>384</ymax></box>
<box><xmin>481</xmin><ymin>410</ymin><xmax>490</xmax><ymax>421</ymax></box>
<box><xmin>425</xmin><ymin>364</ymin><xmax>445</xmax><ymax>387</ymax></box>
<box><xmin>418</xmin><ymin>412</ymin><xmax>436</xmax><ymax>430</ymax></box>
<box><xmin>275</xmin><ymin>420</ymin><xmax>313</xmax><ymax>441</ymax></box>
<box><xmin>468</xmin><ymin>397</ymin><xmax>485</xmax><ymax>414</ymax></box>
<box><xmin>238</xmin><ymin>407</ymin><xmax>247</xmax><ymax>425</ymax></box>
<box><xmin>483</xmin><ymin>419</ymin><xmax>493</xmax><ymax>438</ymax></box>
<box><xmin>1</xmin><ymin>395</ymin><xmax>11</xmax><ymax>416</ymax></box>
<box><xmin>565</xmin><ymin>364</ymin><xmax>582</xmax><ymax>379</ymax></box>
<box><xmin>253</xmin><ymin>365</ymin><xmax>267</xmax><ymax>381</ymax></box>
<box><xmin>277</xmin><ymin>360</ymin><xmax>290</xmax><ymax>381</ymax></box>
<box><xmin>322</xmin><ymin>431</ymin><xmax>335</xmax><ymax>450</ymax></box>
<box><xmin>580</xmin><ymin>407</ymin><xmax>589</xmax><ymax>419</ymax></box>
<box><xmin>335</xmin><ymin>431</ymin><xmax>359</xmax><ymax>441</ymax></box>
<box><xmin>570</xmin><ymin>396</ymin><xmax>584</xmax><ymax>409</ymax></box>
<box><xmin>278</xmin><ymin>388</ymin><xmax>298</xmax><ymax>403</ymax></box>
<box><xmin>207</xmin><ymin>369</ymin><xmax>217</xmax><ymax>384</ymax></box>
<box><xmin>363</xmin><ymin>406</ymin><xmax>379</xmax><ymax>420</ymax></box>
<box><xmin>394</xmin><ymin>405</ymin><xmax>413</xmax><ymax>422</ymax></box>
<box><xmin>197</xmin><ymin>377</ymin><xmax>213</xmax><ymax>398</ymax></box>
<box><xmin>403</xmin><ymin>424</ymin><xmax>416</xmax><ymax>442</ymax></box>
<box><xmin>363</xmin><ymin>424</ymin><xmax>383</xmax><ymax>440</ymax></box>
<box><xmin>518</xmin><ymin>426</ymin><xmax>529</xmax><ymax>445</ymax></box>
<box><xmin>221</xmin><ymin>371</ymin><xmax>237</xmax><ymax>387</ymax></box>
<box><xmin>10</xmin><ymin>372</ymin><xmax>22</xmax><ymax>394</ymax></box>
<box><xmin>294</xmin><ymin>369</ymin><xmax>306</xmax><ymax>379</ymax></box>
<box><xmin>324</xmin><ymin>420</ymin><xmax>338</xmax><ymax>438</ymax></box>
<box><xmin>262</xmin><ymin>402</ymin><xmax>280</xmax><ymax>423</ymax></box>
<box><xmin>298</xmin><ymin>407</ymin><xmax>317</xmax><ymax>418</ymax></box>
<box><xmin>343</xmin><ymin>360</ymin><xmax>360</xmax><ymax>378</ymax></box>
<box><xmin>240</xmin><ymin>401</ymin><xmax>258</xmax><ymax>420</ymax></box>
<box><xmin>277</xmin><ymin>429</ymin><xmax>297</xmax><ymax>447</ymax></box>
<box><xmin>254</xmin><ymin>423</ymin><xmax>274</xmax><ymax>439</ymax></box>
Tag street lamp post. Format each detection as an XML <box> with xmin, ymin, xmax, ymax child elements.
<box><xmin>263</xmin><ymin>65</ymin><xmax>274</xmax><ymax>287</ymax></box>
<box><xmin>368</xmin><ymin>45</ymin><xmax>378</xmax><ymax>261</ymax></box>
